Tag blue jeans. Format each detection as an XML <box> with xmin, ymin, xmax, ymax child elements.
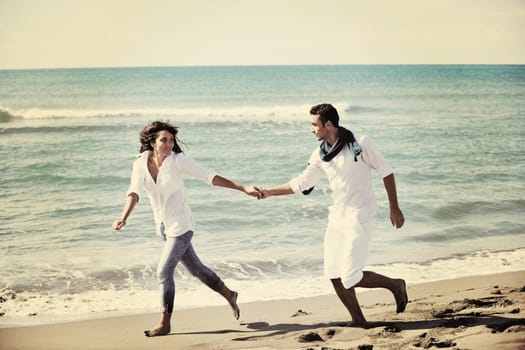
<box><xmin>157</xmin><ymin>230</ymin><xmax>224</xmax><ymax>313</ymax></box>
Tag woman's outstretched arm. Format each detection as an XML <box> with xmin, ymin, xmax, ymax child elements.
<box><xmin>212</xmin><ymin>175</ymin><xmax>262</xmax><ymax>199</ymax></box>
<box><xmin>113</xmin><ymin>192</ymin><xmax>139</xmax><ymax>230</ymax></box>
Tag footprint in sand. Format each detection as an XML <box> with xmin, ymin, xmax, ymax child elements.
<box><xmin>297</xmin><ymin>331</ymin><xmax>323</xmax><ymax>343</ymax></box>
<box><xmin>414</xmin><ymin>332</ymin><xmax>456</xmax><ymax>348</ymax></box>
<box><xmin>291</xmin><ymin>309</ymin><xmax>310</xmax><ymax>317</ymax></box>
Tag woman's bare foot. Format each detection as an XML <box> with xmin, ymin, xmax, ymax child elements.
<box><xmin>394</xmin><ymin>279</ymin><xmax>408</xmax><ymax>313</ymax></box>
<box><xmin>217</xmin><ymin>285</ymin><xmax>240</xmax><ymax>319</ymax></box>
<box><xmin>228</xmin><ymin>291</ymin><xmax>241</xmax><ymax>320</ymax></box>
<box><xmin>229</xmin><ymin>291</ymin><xmax>240</xmax><ymax>320</ymax></box>
<box><xmin>144</xmin><ymin>325</ymin><xmax>171</xmax><ymax>337</ymax></box>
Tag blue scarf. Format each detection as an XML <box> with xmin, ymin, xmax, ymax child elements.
<box><xmin>302</xmin><ymin>127</ymin><xmax>361</xmax><ymax>195</ymax></box>
<box><xmin>319</xmin><ymin>126</ymin><xmax>361</xmax><ymax>162</ymax></box>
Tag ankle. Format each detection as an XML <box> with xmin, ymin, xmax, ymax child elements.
<box><xmin>159</xmin><ymin>312</ymin><xmax>172</xmax><ymax>326</ymax></box>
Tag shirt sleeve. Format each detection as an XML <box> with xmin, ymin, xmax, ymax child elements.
<box><xmin>360</xmin><ymin>135</ymin><xmax>393</xmax><ymax>179</ymax></box>
<box><xmin>289</xmin><ymin>149</ymin><xmax>324</xmax><ymax>194</ymax></box>
<box><xmin>126</xmin><ymin>157</ymin><xmax>145</xmax><ymax>199</ymax></box>
<box><xmin>178</xmin><ymin>153</ymin><xmax>217</xmax><ymax>186</ymax></box>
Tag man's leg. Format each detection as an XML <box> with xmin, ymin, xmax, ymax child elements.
<box><xmin>355</xmin><ymin>271</ymin><xmax>408</xmax><ymax>313</ymax></box>
<box><xmin>331</xmin><ymin>278</ymin><xmax>367</xmax><ymax>326</ymax></box>
<box><xmin>331</xmin><ymin>271</ymin><xmax>408</xmax><ymax>327</ymax></box>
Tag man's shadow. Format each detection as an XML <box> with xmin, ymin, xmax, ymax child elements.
<box><xmin>171</xmin><ymin>316</ymin><xmax>525</xmax><ymax>341</ymax></box>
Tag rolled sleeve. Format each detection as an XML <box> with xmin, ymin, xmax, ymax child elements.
<box><xmin>289</xmin><ymin>151</ymin><xmax>324</xmax><ymax>194</ymax></box>
<box><xmin>288</xmin><ymin>177</ymin><xmax>302</xmax><ymax>194</ymax></box>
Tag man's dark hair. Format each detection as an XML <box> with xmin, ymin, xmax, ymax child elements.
<box><xmin>310</xmin><ymin>103</ymin><xmax>340</xmax><ymax>127</ymax></box>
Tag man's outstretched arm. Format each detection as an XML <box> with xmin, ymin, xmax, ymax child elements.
<box><xmin>383</xmin><ymin>173</ymin><xmax>405</xmax><ymax>228</ymax></box>
<box><xmin>256</xmin><ymin>183</ymin><xmax>294</xmax><ymax>199</ymax></box>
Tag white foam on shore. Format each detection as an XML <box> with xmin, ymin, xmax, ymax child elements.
<box><xmin>1</xmin><ymin>248</ymin><xmax>524</xmax><ymax>327</ymax></box>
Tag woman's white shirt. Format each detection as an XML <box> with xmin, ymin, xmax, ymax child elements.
<box><xmin>127</xmin><ymin>151</ymin><xmax>216</xmax><ymax>237</ymax></box>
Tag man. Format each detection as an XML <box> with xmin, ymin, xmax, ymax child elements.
<box><xmin>257</xmin><ymin>103</ymin><xmax>407</xmax><ymax>327</ymax></box>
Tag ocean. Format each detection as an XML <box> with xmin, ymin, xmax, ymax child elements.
<box><xmin>1</xmin><ymin>65</ymin><xmax>524</xmax><ymax>326</ymax></box>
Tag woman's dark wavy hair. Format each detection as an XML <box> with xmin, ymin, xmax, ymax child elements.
<box><xmin>139</xmin><ymin>121</ymin><xmax>184</xmax><ymax>153</ymax></box>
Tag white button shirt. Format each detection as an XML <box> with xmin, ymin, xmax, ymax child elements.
<box><xmin>289</xmin><ymin>135</ymin><xmax>393</xmax><ymax>224</ymax></box>
<box><xmin>127</xmin><ymin>151</ymin><xmax>216</xmax><ymax>237</ymax></box>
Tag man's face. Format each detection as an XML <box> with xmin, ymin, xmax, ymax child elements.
<box><xmin>310</xmin><ymin>114</ymin><xmax>328</xmax><ymax>141</ymax></box>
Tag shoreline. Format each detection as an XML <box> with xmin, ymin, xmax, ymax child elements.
<box><xmin>1</xmin><ymin>271</ymin><xmax>524</xmax><ymax>349</ymax></box>
<box><xmin>2</xmin><ymin>248</ymin><xmax>524</xmax><ymax>329</ymax></box>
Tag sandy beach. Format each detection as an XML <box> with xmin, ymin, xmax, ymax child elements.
<box><xmin>1</xmin><ymin>271</ymin><xmax>524</xmax><ymax>350</ymax></box>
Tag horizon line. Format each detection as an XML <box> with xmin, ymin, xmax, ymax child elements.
<box><xmin>1</xmin><ymin>63</ymin><xmax>525</xmax><ymax>72</ymax></box>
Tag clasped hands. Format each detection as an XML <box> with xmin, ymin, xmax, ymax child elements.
<box><xmin>243</xmin><ymin>186</ymin><xmax>270</xmax><ymax>200</ymax></box>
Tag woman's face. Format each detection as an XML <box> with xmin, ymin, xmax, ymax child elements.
<box><xmin>151</xmin><ymin>130</ymin><xmax>175</xmax><ymax>157</ymax></box>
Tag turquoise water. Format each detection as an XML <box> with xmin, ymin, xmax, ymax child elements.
<box><xmin>1</xmin><ymin>65</ymin><xmax>524</xmax><ymax>326</ymax></box>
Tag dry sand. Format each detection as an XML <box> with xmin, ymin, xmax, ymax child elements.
<box><xmin>1</xmin><ymin>271</ymin><xmax>524</xmax><ymax>350</ymax></box>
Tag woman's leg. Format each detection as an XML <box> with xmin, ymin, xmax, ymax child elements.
<box><xmin>181</xmin><ymin>242</ymin><xmax>240</xmax><ymax>319</ymax></box>
<box><xmin>145</xmin><ymin>231</ymin><xmax>193</xmax><ymax>337</ymax></box>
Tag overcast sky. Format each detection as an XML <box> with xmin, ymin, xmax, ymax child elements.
<box><xmin>1</xmin><ymin>0</ymin><xmax>524</xmax><ymax>69</ymax></box>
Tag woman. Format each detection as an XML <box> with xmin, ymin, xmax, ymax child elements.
<box><xmin>112</xmin><ymin>121</ymin><xmax>260</xmax><ymax>337</ymax></box>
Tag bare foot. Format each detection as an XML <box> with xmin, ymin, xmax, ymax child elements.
<box><xmin>394</xmin><ymin>279</ymin><xmax>408</xmax><ymax>313</ymax></box>
<box><xmin>144</xmin><ymin>325</ymin><xmax>171</xmax><ymax>337</ymax></box>
<box><xmin>229</xmin><ymin>291</ymin><xmax>240</xmax><ymax>320</ymax></box>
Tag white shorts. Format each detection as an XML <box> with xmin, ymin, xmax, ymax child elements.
<box><xmin>323</xmin><ymin>208</ymin><xmax>373</xmax><ymax>289</ymax></box>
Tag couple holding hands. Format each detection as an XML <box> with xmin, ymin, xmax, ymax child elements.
<box><xmin>112</xmin><ymin>103</ymin><xmax>407</xmax><ymax>337</ymax></box>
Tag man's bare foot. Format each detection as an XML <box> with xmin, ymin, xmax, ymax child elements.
<box><xmin>229</xmin><ymin>291</ymin><xmax>240</xmax><ymax>319</ymax></box>
<box><xmin>144</xmin><ymin>325</ymin><xmax>170</xmax><ymax>337</ymax></box>
<box><xmin>394</xmin><ymin>279</ymin><xmax>408</xmax><ymax>313</ymax></box>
